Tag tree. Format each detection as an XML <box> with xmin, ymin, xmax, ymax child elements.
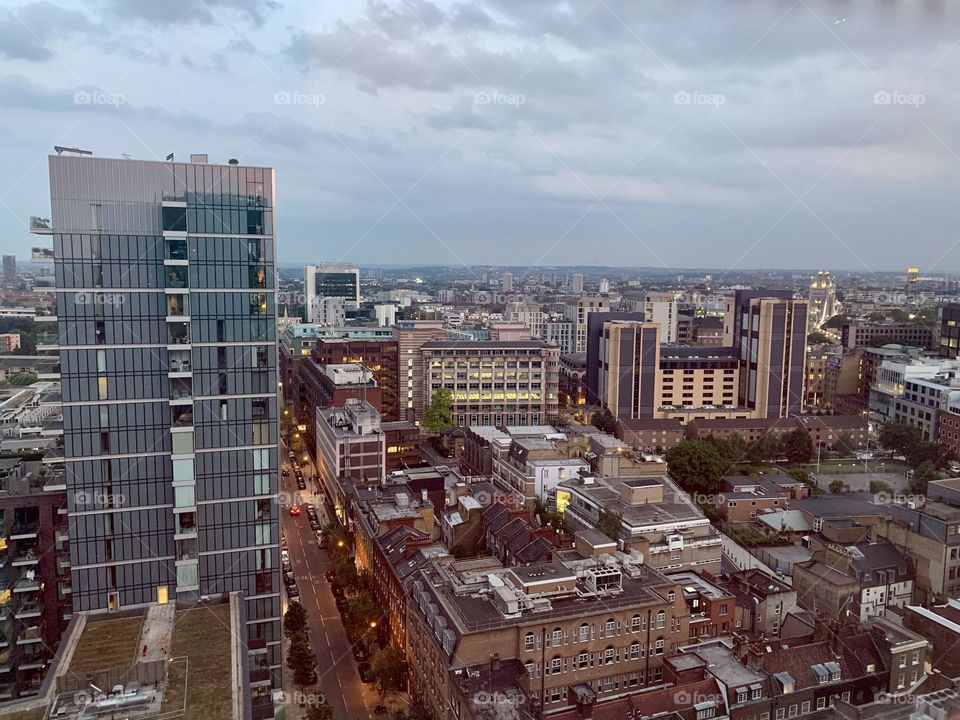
<box><xmin>781</xmin><ymin>429</ymin><xmax>813</xmax><ymax>465</ymax></box>
<box><xmin>598</xmin><ymin>508</ymin><xmax>623</xmax><ymax>541</ymax></box>
<box><xmin>287</xmin><ymin>630</ymin><xmax>317</xmax><ymax>692</ymax></box>
<box><xmin>879</xmin><ymin>422</ymin><xmax>923</xmax><ymax>455</ymax></box>
<box><xmin>835</xmin><ymin>433</ymin><xmax>857</xmax><ymax>457</ymax></box>
<box><xmin>370</xmin><ymin>646</ymin><xmax>407</xmax><ymax>701</ymax></box>
<box><xmin>905</xmin><ymin>440</ymin><xmax>947</xmax><ymax>471</ymax></box>
<box><xmin>590</xmin><ymin>407</ymin><xmax>617</xmax><ymax>434</ymax></box>
<box><xmin>423</xmin><ymin>389</ymin><xmax>454</xmax><ymax>434</ymax></box>
<box><xmin>908</xmin><ymin>461</ymin><xmax>937</xmax><ymax>496</ymax></box>
<box><xmin>829</xmin><ymin>479</ymin><xmax>845</xmax><ymax>494</ymax></box>
<box><xmin>343</xmin><ymin>590</ymin><xmax>381</xmax><ymax>637</ymax></box>
<box><xmin>807</xmin><ymin>331</ymin><xmax>831</xmax><ymax>345</ymax></box>
<box><xmin>0</xmin><ymin>372</ymin><xmax>38</xmax><ymax>387</ymax></box>
<box><xmin>744</xmin><ymin>432</ymin><xmax>782</xmax><ymax>465</ymax></box>
<box><xmin>823</xmin><ymin>314</ymin><xmax>850</xmax><ymax>330</ymax></box>
<box><xmin>283</xmin><ymin>601</ymin><xmax>308</xmax><ymax>638</ymax></box>
<box><xmin>665</xmin><ymin>440</ymin><xmax>726</xmax><ymax>494</ymax></box>
<box><xmin>549</xmin><ymin>414</ymin><xmax>571</xmax><ymax>429</ymax></box>
<box><xmin>306</xmin><ymin>701</ymin><xmax>334</xmax><ymax>720</ymax></box>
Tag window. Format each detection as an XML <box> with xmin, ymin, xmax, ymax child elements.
<box><xmin>816</xmin><ymin>698</ymin><xmax>826</xmax><ymax>710</ymax></box>
<box><xmin>605</xmin><ymin>619</ymin><xmax>615</xmax><ymax>637</ymax></box>
<box><xmin>752</xmin><ymin>688</ymin><xmax>762</xmax><ymax>700</ymax></box>
<box><xmin>630</xmin><ymin>615</ymin><xmax>641</xmax><ymax>633</ymax></box>
<box><xmin>173</xmin><ymin>485</ymin><xmax>195</xmax><ymax>508</ymax></box>
<box><xmin>629</xmin><ymin>642</ymin><xmax>640</xmax><ymax>660</ymax></box>
<box><xmin>801</xmin><ymin>702</ymin><xmax>810</xmax><ymax>714</ymax></box>
<box><xmin>603</xmin><ymin>647</ymin><xmax>615</xmax><ymax>665</ymax></box>
<box><xmin>738</xmin><ymin>690</ymin><xmax>748</xmax><ymax>704</ymax></box>
<box><xmin>667</xmin><ymin>591</ymin><xmax>675</xmax><ymax>602</ymax></box>
<box><xmin>524</xmin><ymin>633</ymin><xmax>535</xmax><ymax>651</ymax></box>
<box><xmin>552</xmin><ymin>628</ymin><xmax>563</xmax><ymax>647</ymax></box>
<box><xmin>577</xmin><ymin>652</ymin><xmax>589</xmax><ymax>669</ymax></box>
<box><xmin>550</xmin><ymin>657</ymin><xmax>561</xmax><ymax>674</ymax></box>
<box><xmin>719</xmin><ymin>604</ymin><xmax>728</xmax><ymax>615</ymax></box>
<box><xmin>788</xmin><ymin>705</ymin><xmax>798</xmax><ymax>718</ymax></box>
<box><xmin>654</xmin><ymin>638</ymin><xmax>664</xmax><ymax>654</ymax></box>
<box><xmin>775</xmin><ymin>709</ymin><xmax>785</xmax><ymax>720</ymax></box>
<box><xmin>579</xmin><ymin>623</ymin><xmax>590</xmax><ymax>641</ymax></box>
<box><xmin>656</xmin><ymin>611</ymin><xmax>665</xmax><ymax>628</ymax></box>
<box><xmin>697</xmin><ymin>707</ymin><xmax>716</xmax><ymax>720</ymax></box>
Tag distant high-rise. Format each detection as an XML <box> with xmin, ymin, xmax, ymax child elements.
<box><xmin>501</xmin><ymin>271</ymin><xmax>513</xmax><ymax>293</ymax></box>
<box><xmin>2</xmin><ymin>254</ymin><xmax>15</xmax><ymax>283</ymax></box>
<box><xmin>564</xmin><ymin>296</ymin><xmax>609</xmax><ymax>353</ymax></box>
<box><xmin>598</xmin><ymin>278</ymin><xmax>610</xmax><ymax>294</ymax></box>
<box><xmin>644</xmin><ymin>292</ymin><xmax>678</xmax><ymax>344</ymax></box>
<box><xmin>807</xmin><ymin>270</ymin><xmax>837</xmax><ymax>329</ymax></box>
<box><xmin>908</xmin><ymin>267</ymin><xmax>919</xmax><ymax>284</ymax></box>
<box><xmin>305</xmin><ymin>263</ymin><xmax>359</xmax><ymax>323</ymax></box>
<box><xmin>571</xmin><ymin>273</ymin><xmax>584</xmax><ymax>294</ymax></box>
<box><xmin>731</xmin><ymin>290</ymin><xmax>807</xmax><ymax>418</ymax></box>
<box><xmin>43</xmin><ymin>153</ymin><xmax>281</xmax><ymax>687</ymax></box>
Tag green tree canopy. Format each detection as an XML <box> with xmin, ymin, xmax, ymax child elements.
<box><xmin>283</xmin><ymin>601</ymin><xmax>308</xmax><ymax>638</ymax></box>
<box><xmin>423</xmin><ymin>388</ymin><xmax>454</xmax><ymax>434</ymax></box>
<box><xmin>287</xmin><ymin>630</ymin><xmax>317</xmax><ymax>691</ymax></box>
<box><xmin>781</xmin><ymin>429</ymin><xmax>814</xmax><ymax>465</ymax></box>
<box><xmin>879</xmin><ymin>422</ymin><xmax>923</xmax><ymax>455</ymax></box>
<box><xmin>807</xmin><ymin>331</ymin><xmax>831</xmax><ymax>345</ymax></box>
<box><xmin>590</xmin><ymin>407</ymin><xmax>617</xmax><ymax>433</ymax></box>
<box><xmin>828</xmin><ymin>479</ymin><xmax>845</xmax><ymax>494</ymax></box>
<box><xmin>306</xmin><ymin>701</ymin><xmax>334</xmax><ymax>720</ymax></box>
<box><xmin>370</xmin><ymin>646</ymin><xmax>407</xmax><ymax>701</ymax></box>
<box><xmin>665</xmin><ymin>440</ymin><xmax>726</xmax><ymax>494</ymax></box>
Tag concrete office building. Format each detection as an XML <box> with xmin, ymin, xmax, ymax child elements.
<box><xmin>841</xmin><ymin>320</ymin><xmax>936</xmax><ymax>350</ymax></box>
<box><xmin>2</xmin><ymin>255</ymin><xmax>15</xmax><ymax>284</ymax></box>
<box><xmin>542</xmin><ymin>319</ymin><xmax>576</xmax><ymax>353</ymax></box>
<box><xmin>396</xmin><ymin>320</ymin><xmax>448</xmax><ymax>422</ymax></box>
<box><xmin>420</xmin><ymin>340</ymin><xmax>560</xmax><ymax>427</ymax></box>
<box><xmin>40</xmin><ymin>152</ymin><xmax>282</xmax><ymax>686</ymax></box>
<box><xmin>570</xmin><ymin>272</ymin><xmax>584</xmax><ymax>294</ymax></box>
<box><xmin>304</xmin><ymin>263</ymin><xmax>359</xmax><ymax>323</ymax></box>
<box><xmin>501</xmin><ymin>271</ymin><xmax>513</xmax><ymax>293</ymax></box>
<box><xmin>940</xmin><ymin>303</ymin><xmax>960</xmax><ymax>358</ymax></box>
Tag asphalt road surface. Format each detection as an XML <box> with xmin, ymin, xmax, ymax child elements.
<box><xmin>280</xmin><ymin>447</ymin><xmax>380</xmax><ymax>720</ymax></box>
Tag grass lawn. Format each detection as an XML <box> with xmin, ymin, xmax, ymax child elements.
<box><xmin>164</xmin><ymin>604</ymin><xmax>234</xmax><ymax>720</ymax></box>
<box><xmin>0</xmin><ymin>709</ymin><xmax>45</xmax><ymax>720</ymax></box>
<box><xmin>70</xmin><ymin>615</ymin><xmax>145</xmax><ymax>673</ymax></box>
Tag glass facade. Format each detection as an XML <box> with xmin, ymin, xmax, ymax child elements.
<box><xmin>49</xmin><ymin>155</ymin><xmax>282</xmax><ymax>685</ymax></box>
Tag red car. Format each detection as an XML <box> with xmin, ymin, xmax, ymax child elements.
<box><xmin>289</xmin><ymin>506</ymin><xmax>301</xmax><ymax>517</ymax></box>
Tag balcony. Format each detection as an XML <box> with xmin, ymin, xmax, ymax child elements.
<box><xmin>165</xmin><ymin>237</ymin><xmax>188</xmax><ymax>264</ymax></box>
<box><xmin>37</xmin><ymin>361</ymin><xmax>60</xmax><ymax>380</ymax></box>
<box><xmin>12</xmin><ymin>577</ymin><xmax>40</xmax><ymax>593</ymax></box>
<box><xmin>168</xmin><ymin>322</ymin><xmax>191</xmax><ymax>349</ymax></box>
<box><xmin>31</xmin><ymin>246</ymin><xmax>54</xmax><ymax>263</ymax></box>
<box><xmin>170</xmin><ymin>378</ymin><xmax>193</xmax><ymax>405</ymax></box>
<box><xmin>17</xmin><ymin>651</ymin><xmax>47</xmax><ymax>670</ymax></box>
<box><xmin>14</xmin><ymin>602</ymin><xmax>42</xmax><ymax>619</ymax></box>
<box><xmin>172</xmin><ymin>408</ymin><xmax>194</xmax><ymax>429</ymax></box>
<box><xmin>9</xmin><ymin>523</ymin><xmax>39</xmax><ymax>541</ymax></box>
<box><xmin>167</xmin><ymin>293</ymin><xmax>190</xmax><ymax>321</ymax></box>
<box><xmin>169</xmin><ymin>350</ymin><xmax>192</xmax><ymax>377</ymax></box>
<box><xmin>11</xmin><ymin>550</ymin><xmax>39</xmax><ymax>567</ymax></box>
<box><xmin>32</xmin><ymin>276</ymin><xmax>56</xmax><ymax>294</ymax></box>
<box><xmin>35</xmin><ymin>331</ymin><xmax>59</xmax><ymax>351</ymax></box>
<box><xmin>166</xmin><ymin>265</ymin><xmax>189</xmax><ymax>290</ymax></box>
<box><xmin>16</xmin><ymin>625</ymin><xmax>44</xmax><ymax>646</ymax></box>
<box><xmin>29</xmin><ymin>217</ymin><xmax>52</xmax><ymax>235</ymax></box>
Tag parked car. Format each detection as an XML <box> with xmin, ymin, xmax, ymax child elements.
<box><xmin>288</xmin><ymin>451</ymin><xmax>296</xmax><ymax>460</ymax></box>
<box><xmin>287</xmin><ymin>583</ymin><xmax>300</xmax><ymax>599</ymax></box>
<box><xmin>283</xmin><ymin>572</ymin><xmax>296</xmax><ymax>586</ymax></box>
<box><xmin>352</xmin><ymin>644</ymin><xmax>368</xmax><ymax>661</ymax></box>
<box><xmin>281</xmin><ymin>467</ymin><xmax>290</xmax><ymax>477</ymax></box>
<box><xmin>282</xmin><ymin>560</ymin><xmax>292</xmax><ymax>573</ymax></box>
<box><xmin>324</xmin><ymin>570</ymin><xmax>336</xmax><ymax>582</ymax></box>
<box><xmin>280</xmin><ymin>549</ymin><xmax>290</xmax><ymax>563</ymax></box>
<box><xmin>289</xmin><ymin>505</ymin><xmax>301</xmax><ymax>517</ymax></box>
<box><xmin>357</xmin><ymin>662</ymin><xmax>373</xmax><ymax>683</ymax></box>
<box><xmin>335</xmin><ymin>596</ymin><xmax>347</xmax><ymax>612</ymax></box>
<box><xmin>297</xmin><ymin>479</ymin><xmax>307</xmax><ymax>490</ymax></box>
<box><xmin>331</xmin><ymin>585</ymin><xmax>344</xmax><ymax>599</ymax></box>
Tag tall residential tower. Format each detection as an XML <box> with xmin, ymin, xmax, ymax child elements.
<box><xmin>43</xmin><ymin>152</ymin><xmax>282</xmax><ymax>688</ymax></box>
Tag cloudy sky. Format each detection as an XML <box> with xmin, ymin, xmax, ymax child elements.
<box><xmin>2</xmin><ymin>0</ymin><xmax>959</xmax><ymax>272</ymax></box>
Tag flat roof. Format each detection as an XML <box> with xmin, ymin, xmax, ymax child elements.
<box><xmin>560</xmin><ymin>475</ymin><xmax>706</xmax><ymax>528</ymax></box>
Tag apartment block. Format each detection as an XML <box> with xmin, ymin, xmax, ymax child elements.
<box><xmin>299</xmin><ymin>361</ymin><xmax>381</xmax><ymax>453</ymax></box>
<box><xmin>41</xmin><ymin>153</ymin><xmax>281</xmax><ymax>686</ymax></box>
<box><xmin>644</xmin><ymin>292</ymin><xmax>679</xmax><ymax>343</ymax></box>
<box><xmin>315</xmin><ymin>400</ymin><xmax>386</xmax><ymax>523</ymax></box>
<box><xmin>407</xmin><ymin>555</ymin><xmax>690</xmax><ymax>718</ymax></box>
<box><xmin>564</xmin><ymin>296</ymin><xmax>609</xmax><ymax>353</ymax></box>
<box><xmin>396</xmin><ymin>320</ymin><xmax>448</xmax><ymax>422</ymax></box>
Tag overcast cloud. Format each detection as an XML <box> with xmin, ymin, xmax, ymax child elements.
<box><xmin>2</xmin><ymin>0</ymin><xmax>959</xmax><ymax>272</ymax></box>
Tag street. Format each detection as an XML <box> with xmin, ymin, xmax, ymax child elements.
<box><xmin>280</xmin><ymin>447</ymin><xmax>380</xmax><ymax>720</ymax></box>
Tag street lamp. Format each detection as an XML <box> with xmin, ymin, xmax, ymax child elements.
<box><xmin>337</xmin><ymin>540</ymin><xmax>345</xmax><ymax>548</ymax></box>
<box><xmin>369</xmin><ymin>621</ymin><xmax>377</xmax><ymax>629</ymax></box>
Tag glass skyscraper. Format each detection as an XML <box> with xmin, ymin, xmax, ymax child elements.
<box><xmin>47</xmin><ymin>153</ymin><xmax>281</xmax><ymax>686</ymax></box>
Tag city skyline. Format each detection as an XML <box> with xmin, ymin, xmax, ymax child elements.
<box><xmin>3</xmin><ymin>1</ymin><xmax>960</xmax><ymax>270</ymax></box>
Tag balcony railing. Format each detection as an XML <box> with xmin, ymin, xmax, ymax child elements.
<box><xmin>31</xmin><ymin>247</ymin><xmax>54</xmax><ymax>262</ymax></box>
<box><xmin>29</xmin><ymin>217</ymin><xmax>52</xmax><ymax>234</ymax></box>
<box><xmin>9</xmin><ymin>523</ymin><xmax>39</xmax><ymax>539</ymax></box>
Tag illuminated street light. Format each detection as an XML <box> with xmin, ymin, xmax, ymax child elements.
<box><xmin>337</xmin><ymin>540</ymin><xmax>345</xmax><ymax>548</ymax></box>
<box><xmin>370</xmin><ymin>621</ymin><xmax>377</xmax><ymax>628</ymax></box>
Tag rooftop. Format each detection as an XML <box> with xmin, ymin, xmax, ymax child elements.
<box><xmin>559</xmin><ymin>474</ymin><xmax>708</xmax><ymax>529</ymax></box>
